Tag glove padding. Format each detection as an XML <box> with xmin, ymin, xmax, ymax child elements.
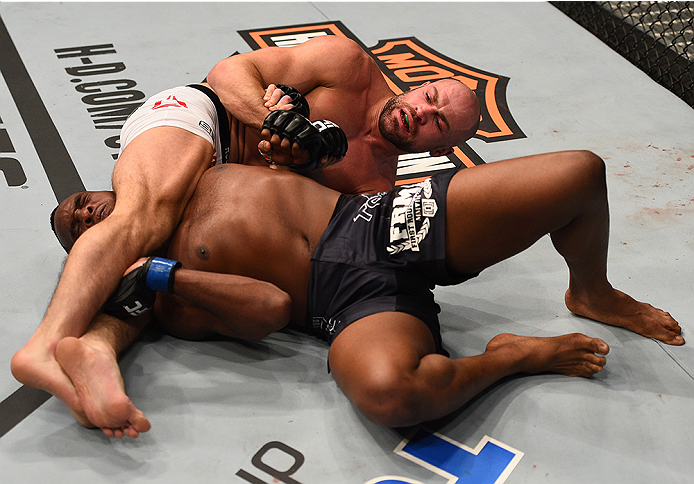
<box><xmin>102</xmin><ymin>257</ymin><xmax>181</xmax><ymax>319</ymax></box>
<box><xmin>274</xmin><ymin>84</ymin><xmax>310</xmax><ymax>118</ymax></box>
<box><xmin>262</xmin><ymin>110</ymin><xmax>348</xmax><ymax>173</ymax></box>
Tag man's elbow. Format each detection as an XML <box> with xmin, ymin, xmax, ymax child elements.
<box><xmin>206</xmin><ymin>57</ymin><xmax>243</xmax><ymax>92</ymax></box>
<box><xmin>251</xmin><ymin>289</ymin><xmax>292</xmax><ymax>340</ymax></box>
<box><xmin>267</xmin><ymin>289</ymin><xmax>292</xmax><ymax>330</ymax></box>
<box><xmin>206</xmin><ymin>60</ymin><xmax>226</xmax><ymax>90</ymax></box>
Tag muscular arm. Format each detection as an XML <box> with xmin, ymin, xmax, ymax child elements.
<box><xmin>154</xmin><ymin>268</ymin><xmax>292</xmax><ymax>341</ymax></box>
<box><xmin>206</xmin><ymin>36</ymin><xmax>370</xmax><ymax>129</ymax></box>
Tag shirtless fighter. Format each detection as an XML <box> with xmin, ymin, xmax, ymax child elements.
<box><xmin>205</xmin><ymin>36</ymin><xmax>479</xmax><ymax>194</ymax></box>
<box><xmin>11</xmin><ymin>35</ymin><xmax>480</xmax><ymax>420</ymax></box>
<box><xmin>51</xmin><ymin>152</ymin><xmax>682</xmax><ymax>437</ymax></box>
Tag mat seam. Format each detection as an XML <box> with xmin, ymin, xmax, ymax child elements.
<box><xmin>655</xmin><ymin>339</ymin><xmax>694</xmax><ymax>382</ymax></box>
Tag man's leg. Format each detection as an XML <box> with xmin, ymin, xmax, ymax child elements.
<box><xmin>444</xmin><ymin>150</ymin><xmax>682</xmax><ymax>344</ymax></box>
<box><xmin>12</xmin><ymin>127</ymin><xmax>214</xmax><ymax>400</ymax></box>
<box><xmin>328</xmin><ymin>312</ymin><xmax>608</xmax><ymax>427</ymax></box>
<box><xmin>51</xmin><ymin>255</ymin><xmax>293</xmax><ymax>437</ymax></box>
<box><xmin>55</xmin><ymin>312</ymin><xmax>151</xmax><ymax>438</ymax></box>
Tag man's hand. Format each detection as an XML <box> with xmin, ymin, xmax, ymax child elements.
<box><xmin>260</xmin><ymin>111</ymin><xmax>347</xmax><ymax>173</ymax></box>
<box><xmin>263</xmin><ymin>84</ymin><xmax>310</xmax><ymax>118</ymax></box>
<box><xmin>258</xmin><ymin>84</ymin><xmax>313</xmax><ymax>166</ymax></box>
<box><xmin>263</xmin><ymin>111</ymin><xmax>347</xmax><ymax>174</ymax></box>
<box><xmin>258</xmin><ymin>132</ymin><xmax>310</xmax><ymax>168</ymax></box>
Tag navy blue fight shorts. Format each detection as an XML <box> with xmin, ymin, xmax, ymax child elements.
<box><xmin>307</xmin><ymin>168</ymin><xmax>480</xmax><ymax>356</ymax></box>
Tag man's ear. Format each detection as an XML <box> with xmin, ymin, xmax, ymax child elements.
<box><xmin>429</xmin><ymin>146</ymin><xmax>454</xmax><ymax>157</ymax></box>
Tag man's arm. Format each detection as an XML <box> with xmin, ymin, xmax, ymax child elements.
<box><xmin>155</xmin><ymin>268</ymin><xmax>292</xmax><ymax>341</ymax></box>
<box><xmin>104</xmin><ymin>257</ymin><xmax>292</xmax><ymax>342</ymax></box>
<box><xmin>206</xmin><ymin>36</ymin><xmax>371</xmax><ymax>129</ymax></box>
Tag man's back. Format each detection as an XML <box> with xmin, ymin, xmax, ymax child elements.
<box><xmin>166</xmin><ymin>164</ymin><xmax>341</xmax><ymax>324</ymax></box>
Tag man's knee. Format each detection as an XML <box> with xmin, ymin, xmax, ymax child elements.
<box><xmin>568</xmin><ymin>150</ymin><xmax>606</xmax><ymax>185</ymax></box>
<box><xmin>348</xmin><ymin>366</ymin><xmax>423</xmax><ymax>428</ymax></box>
<box><xmin>558</xmin><ymin>150</ymin><xmax>608</xmax><ymax>206</ymax></box>
<box><xmin>119</xmin><ymin>201</ymin><xmax>183</xmax><ymax>253</ymax></box>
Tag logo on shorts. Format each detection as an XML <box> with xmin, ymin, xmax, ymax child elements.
<box><xmin>312</xmin><ymin>316</ymin><xmax>340</xmax><ymax>337</ymax></box>
<box><xmin>123</xmin><ymin>300</ymin><xmax>149</xmax><ymax>317</ymax></box>
<box><xmin>198</xmin><ymin>120</ymin><xmax>213</xmax><ymax>136</ymax></box>
<box><xmin>353</xmin><ymin>192</ymin><xmax>386</xmax><ymax>223</ymax></box>
<box><xmin>239</xmin><ymin>21</ymin><xmax>525</xmax><ymax>184</ymax></box>
<box><xmin>152</xmin><ymin>95</ymin><xmax>188</xmax><ymax>110</ymax></box>
<box><xmin>388</xmin><ymin>178</ymin><xmax>437</xmax><ymax>255</ymax></box>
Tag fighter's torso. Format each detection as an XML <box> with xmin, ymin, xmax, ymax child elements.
<box><xmin>306</xmin><ymin>77</ymin><xmax>399</xmax><ymax>194</ymax></box>
<box><xmin>166</xmin><ymin>164</ymin><xmax>340</xmax><ymax>325</ymax></box>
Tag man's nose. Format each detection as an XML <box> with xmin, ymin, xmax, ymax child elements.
<box><xmin>415</xmin><ymin>104</ymin><xmax>434</xmax><ymax>124</ymax></box>
<box><xmin>76</xmin><ymin>206</ymin><xmax>94</xmax><ymax>226</ymax></box>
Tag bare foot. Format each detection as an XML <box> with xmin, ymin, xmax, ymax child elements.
<box><xmin>565</xmin><ymin>287</ymin><xmax>684</xmax><ymax>345</ymax></box>
<box><xmin>11</xmin><ymin>337</ymin><xmax>94</xmax><ymax>428</ymax></box>
<box><xmin>55</xmin><ymin>336</ymin><xmax>151</xmax><ymax>438</ymax></box>
<box><xmin>485</xmin><ymin>332</ymin><xmax>609</xmax><ymax>377</ymax></box>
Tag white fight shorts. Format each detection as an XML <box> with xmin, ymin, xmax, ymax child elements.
<box><xmin>119</xmin><ymin>85</ymin><xmax>226</xmax><ymax>166</ymax></box>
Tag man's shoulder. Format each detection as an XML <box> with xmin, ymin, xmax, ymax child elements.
<box><xmin>306</xmin><ymin>36</ymin><xmax>374</xmax><ymax>72</ymax></box>
<box><xmin>308</xmin><ymin>35</ymin><xmax>364</xmax><ymax>54</ymax></box>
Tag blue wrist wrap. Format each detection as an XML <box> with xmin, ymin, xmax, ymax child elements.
<box><xmin>145</xmin><ymin>257</ymin><xmax>181</xmax><ymax>293</ymax></box>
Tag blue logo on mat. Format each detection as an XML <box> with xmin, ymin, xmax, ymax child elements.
<box><xmin>365</xmin><ymin>428</ymin><xmax>523</xmax><ymax>484</ymax></box>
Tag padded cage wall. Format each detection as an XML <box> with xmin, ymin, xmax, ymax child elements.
<box><xmin>552</xmin><ymin>2</ymin><xmax>693</xmax><ymax>108</ymax></box>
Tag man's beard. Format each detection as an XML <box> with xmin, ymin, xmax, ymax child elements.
<box><xmin>378</xmin><ymin>95</ymin><xmax>417</xmax><ymax>152</ymax></box>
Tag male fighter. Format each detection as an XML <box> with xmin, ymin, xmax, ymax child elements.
<box><xmin>50</xmin><ymin>152</ymin><xmax>682</xmax><ymax>438</ymax></box>
<box><xmin>11</xmin><ymin>34</ymin><xmax>480</xmax><ymax>416</ymax></box>
<box><xmin>206</xmin><ymin>36</ymin><xmax>479</xmax><ymax>194</ymax></box>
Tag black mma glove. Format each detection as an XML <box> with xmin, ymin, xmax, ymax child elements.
<box><xmin>102</xmin><ymin>257</ymin><xmax>181</xmax><ymax>319</ymax></box>
<box><xmin>262</xmin><ymin>110</ymin><xmax>348</xmax><ymax>173</ymax></box>
<box><xmin>274</xmin><ymin>84</ymin><xmax>310</xmax><ymax>118</ymax></box>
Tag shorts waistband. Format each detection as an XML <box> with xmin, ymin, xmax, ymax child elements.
<box><xmin>186</xmin><ymin>84</ymin><xmax>230</xmax><ymax>164</ymax></box>
<box><xmin>331</xmin><ymin>194</ymin><xmax>358</xmax><ymax>221</ymax></box>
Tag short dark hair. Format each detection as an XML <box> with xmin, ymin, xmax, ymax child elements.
<box><xmin>49</xmin><ymin>204</ymin><xmax>69</xmax><ymax>253</ymax></box>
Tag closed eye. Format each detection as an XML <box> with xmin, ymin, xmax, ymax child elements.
<box><xmin>426</xmin><ymin>90</ymin><xmax>443</xmax><ymax>132</ymax></box>
<box><xmin>70</xmin><ymin>193</ymin><xmax>87</xmax><ymax>240</ymax></box>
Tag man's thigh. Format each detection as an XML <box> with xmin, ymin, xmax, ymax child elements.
<box><xmin>445</xmin><ymin>150</ymin><xmax>601</xmax><ymax>274</ymax></box>
<box><xmin>111</xmin><ymin>127</ymin><xmax>214</xmax><ymax>226</ymax></box>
